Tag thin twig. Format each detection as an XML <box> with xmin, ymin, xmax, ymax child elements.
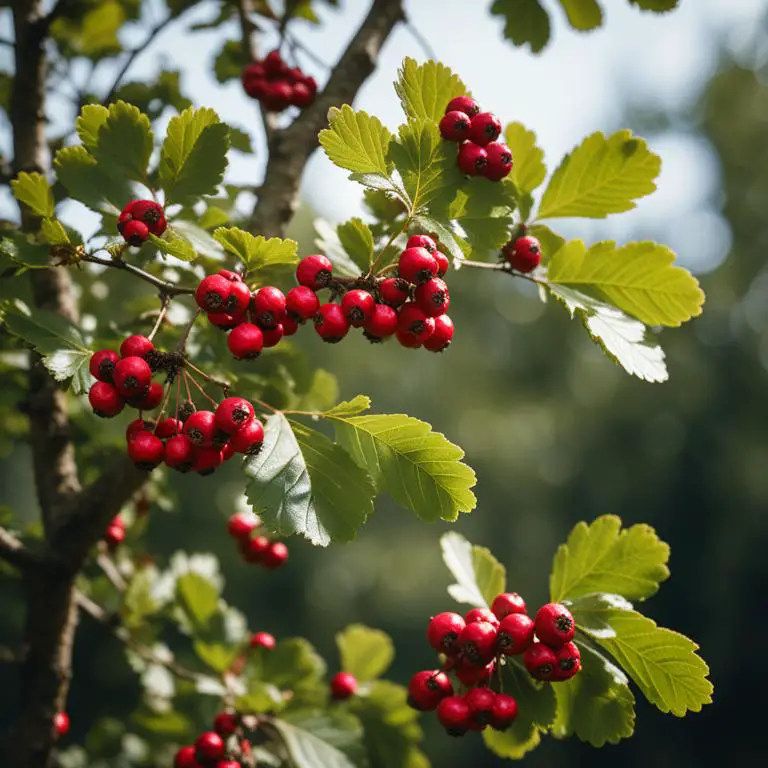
<box><xmin>460</xmin><ymin>258</ymin><xmax>542</xmax><ymax>285</ymax></box>
<box><xmin>174</xmin><ymin>308</ymin><xmax>202</xmax><ymax>351</ymax></box>
<box><xmin>403</xmin><ymin>19</ymin><xmax>438</xmax><ymax>61</ymax></box>
<box><xmin>184</xmin><ymin>359</ymin><xmax>231</xmax><ymax>393</ymax></box>
<box><xmin>184</xmin><ymin>370</ymin><xmax>219</xmax><ymax>408</ymax></box>
<box><xmin>0</xmin><ymin>526</ymin><xmax>40</xmax><ymax>572</ymax></box>
<box><xmin>147</xmin><ymin>295</ymin><xmax>170</xmax><ymax>341</ymax></box>
<box><xmin>96</xmin><ymin>550</ymin><xmax>127</xmax><ymax>592</ymax></box>
<box><xmin>81</xmin><ymin>252</ymin><xmax>196</xmax><ymax>297</ymax></box>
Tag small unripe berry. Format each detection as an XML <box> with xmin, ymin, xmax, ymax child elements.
<box><xmin>490</xmin><ymin>693</ymin><xmax>519</xmax><ymax>731</ymax></box>
<box><xmin>195</xmin><ymin>731</ymin><xmax>225</xmax><ymax>762</ymax></box>
<box><xmin>230</xmin><ymin>418</ymin><xmax>265</xmax><ymax>455</ymax></box>
<box><xmin>534</xmin><ymin>603</ymin><xmax>575</xmax><ymax>647</ymax></box>
<box><xmin>341</xmin><ymin>289</ymin><xmax>375</xmax><ymax>327</ymax></box>
<box><xmin>121</xmin><ymin>219</ymin><xmax>149</xmax><ymax>246</ymax></box>
<box><xmin>458</xmin><ymin>620</ymin><xmax>498</xmax><ymax>665</ymax></box>
<box><xmin>415</xmin><ymin>277</ymin><xmax>450</xmax><ymax>317</ymax></box>
<box><xmin>433</xmin><ymin>250</ymin><xmax>449</xmax><ymax>277</ymax></box>
<box><xmin>457</xmin><ymin>142</ymin><xmax>488</xmax><ymax>175</ymax></box>
<box><xmin>427</xmin><ymin>611</ymin><xmax>466</xmax><ymax>655</ymax></box>
<box><xmin>173</xmin><ymin>746</ymin><xmax>197</xmax><ymax>768</ymax></box>
<box><xmin>127</xmin><ymin>431</ymin><xmax>165</xmax><ymax>470</ymax></box>
<box><xmin>196</xmin><ymin>274</ymin><xmax>232</xmax><ymax>312</ymax></box>
<box><xmin>213</xmin><ymin>711</ymin><xmax>239</xmax><ymax>736</ymax></box>
<box><xmin>397</xmin><ymin>303</ymin><xmax>435</xmax><ymax>345</ymax></box>
<box><xmin>407</xmin><ymin>670</ymin><xmax>453</xmax><ymax>711</ymax></box>
<box><xmin>226</xmin><ymin>279</ymin><xmax>252</xmax><ymax>315</ymax></box>
<box><xmin>250</xmin><ymin>631</ymin><xmax>276</xmax><ymax>650</ymax></box>
<box><xmin>398</xmin><ymin>247</ymin><xmax>438</xmax><ymax>284</ymax></box>
<box><xmin>439</xmin><ymin>110</ymin><xmax>471</xmax><ymax>141</ymax></box>
<box><xmin>88</xmin><ymin>381</ymin><xmax>125</xmax><ymax>418</ymax></box>
<box><xmin>240</xmin><ymin>534</ymin><xmax>269</xmax><ymax>564</ymax></box>
<box><xmin>90</xmin><ymin>349</ymin><xmax>119</xmax><ymax>382</ymax></box>
<box><xmin>503</xmin><ymin>235</ymin><xmax>542</xmax><ymax>273</ymax></box>
<box><xmin>286</xmin><ymin>285</ymin><xmax>320</xmax><ymax>321</ymax></box>
<box><xmin>53</xmin><ymin>711</ymin><xmax>70</xmax><ymax>737</ymax></box>
<box><xmin>228</xmin><ymin>323</ymin><xmax>264</xmax><ymax>360</ymax></box>
<box><xmin>464</xmin><ymin>687</ymin><xmax>496</xmax><ymax>728</ymax></box>
<box><xmin>130</xmin><ymin>381</ymin><xmax>163</xmax><ymax>410</ymax></box>
<box><xmin>469</xmin><ymin>112</ymin><xmax>502</xmax><ymax>146</ymax></box>
<box><xmin>406</xmin><ymin>234</ymin><xmax>436</xmax><ymax>253</ymax></box>
<box><xmin>215</xmin><ymin>397</ymin><xmax>255</xmax><ymax>435</ymax></box>
<box><xmin>261</xmin><ymin>324</ymin><xmax>284</xmax><ymax>348</ymax></box>
<box><xmin>330</xmin><ymin>671</ymin><xmax>358</xmax><ymax>700</ymax></box>
<box><xmin>491</xmin><ymin>592</ymin><xmax>527</xmax><ymax>620</ymax></box>
<box><xmin>378</xmin><ymin>277</ymin><xmax>410</xmax><ymax>307</ymax></box>
<box><xmin>262</xmin><ymin>540</ymin><xmax>289</xmax><ymax>570</ymax></box>
<box><xmin>120</xmin><ymin>335</ymin><xmax>154</xmax><ymax>360</ymax></box>
<box><xmin>192</xmin><ymin>445</ymin><xmax>224</xmax><ymax>476</ymax></box>
<box><xmin>155</xmin><ymin>417</ymin><xmax>182</xmax><ymax>439</ymax></box>
<box><xmin>165</xmin><ymin>434</ymin><xmax>195</xmax><ymax>472</ymax></box>
<box><xmin>183</xmin><ymin>410</ymin><xmax>217</xmax><ymax>447</ymax></box>
<box><xmin>484</xmin><ymin>141</ymin><xmax>514</xmax><ymax>181</ymax></box>
<box><xmin>464</xmin><ymin>607</ymin><xmax>500</xmax><ymax>628</ymax></box>
<box><xmin>252</xmin><ymin>286</ymin><xmax>286</xmax><ymax>328</ymax></box>
<box><xmin>113</xmin><ymin>356</ymin><xmax>152</xmax><ymax>399</ymax></box>
<box><xmin>524</xmin><ymin>642</ymin><xmax>558</xmax><ymax>681</ymax></box>
<box><xmin>363</xmin><ymin>303</ymin><xmax>398</xmax><ymax>342</ymax></box>
<box><xmin>423</xmin><ymin>314</ymin><xmax>454</xmax><ymax>353</ymax></box>
<box><xmin>228</xmin><ymin>511</ymin><xmax>259</xmax><ymax>541</ymax></box>
<box><xmin>314</xmin><ymin>303</ymin><xmax>350</xmax><ymax>343</ymax></box>
<box><xmin>296</xmin><ymin>254</ymin><xmax>333</xmax><ymax>289</ymax></box>
<box><xmin>497</xmin><ymin>613</ymin><xmax>535</xmax><ymax>656</ymax></box>
<box><xmin>436</xmin><ymin>696</ymin><xmax>471</xmax><ymax>736</ymax></box>
<box><xmin>445</xmin><ymin>95</ymin><xmax>480</xmax><ymax>117</ymax></box>
<box><xmin>455</xmin><ymin>657</ymin><xmax>495</xmax><ymax>687</ymax></box>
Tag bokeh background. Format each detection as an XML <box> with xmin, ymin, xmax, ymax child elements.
<box><xmin>2</xmin><ymin>0</ymin><xmax>768</xmax><ymax>764</ymax></box>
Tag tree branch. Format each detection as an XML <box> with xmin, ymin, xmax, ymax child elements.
<box><xmin>247</xmin><ymin>0</ymin><xmax>404</xmax><ymax>237</ymax></box>
<box><xmin>0</xmin><ymin>527</ymin><xmax>41</xmax><ymax>572</ymax></box>
<box><xmin>81</xmin><ymin>252</ymin><xmax>196</xmax><ymax>297</ymax></box>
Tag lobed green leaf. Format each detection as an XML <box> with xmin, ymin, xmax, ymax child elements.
<box><xmin>319</xmin><ymin>105</ymin><xmax>392</xmax><ymax>176</ymax></box>
<box><xmin>504</xmin><ymin>122</ymin><xmax>547</xmax><ymax>196</ymax></box>
<box><xmin>336</xmin><ymin>624</ymin><xmax>394</xmax><ymax>682</ymax></box>
<box><xmin>394</xmin><ymin>58</ymin><xmax>469</xmax><ymax>123</ymax></box>
<box><xmin>336</xmin><ymin>218</ymin><xmax>374</xmax><ymax>272</ymax></box>
<box><xmin>11</xmin><ymin>172</ymin><xmax>54</xmax><ymax>218</ymax></box>
<box><xmin>92</xmin><ymin>101</ymin><xmax>154</xmax><ymax>183</ymax></box>
<box><xmin>213</xmin><ymin>227</ymin><xmax>298</xmax><ymax>274</ymax></box>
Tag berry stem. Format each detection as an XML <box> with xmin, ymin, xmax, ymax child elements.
<box><xmin>461</xmin><ymin>258</ymin><xmax>543</xmax><ymax>284</ymax></box>
<box><xmin>182</xmin><ymin>371</ymin><xmax>194</xmax><ymax>406</ymax></box>
<box><xmin>96</xmin><ymin>549</ymin><xmax>127</xmax><ymax>592</ymax></box>
<box><xmin>183</xmin><ymin>370</ymin><xmax>219</xmax><ymax>409</ymax></box>
<box><xmin>152</xmin><ymin>378</ymin><xmax>175</xmax><ymax>427</ymax></box>
<box><xmin>147</xmin><ymin>295</ymin><xmax>170</xmax><ymax>342</ymax></box>
<box><xmin>82</xmin><ymin>252</ymin><xmax>196</xmax><ymax>297</ymax></box>
<box><xmin>174</xmin><ymin>308</ymin><xmax>202</xmax><ymax>352</ymax></box>
<box><xmin>368</xmin><ymin>217</ymin><xmax>410</xmax><ymax>276</ymax></box>
<box><xmin>183</xmin><ymin>359</ymin><xmax>231</xmax><ymax>395</ymax></box>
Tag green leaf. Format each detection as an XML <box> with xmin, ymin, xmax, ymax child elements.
<box><xmin>40</xmin><ymin>219</ymin><xmax>71</xmax><ymax>246</ymax></box>
<box><xmin>538</xmin><ymin>130</ymin><xmax>660</xmax><ymax>219</ymax></box>
<box><xmin>573</xmin><ymin>594</ymin><xmax>713</xmax><ymax>716</ymax></box>
<box><xmin>149</xmin><ymin>231</ymin><xmax>197</xmax><ymax>262</ymax></box>
<box><xmin>546</xmin><ymin>281</ymin><xmax>668</xmax><ymax>383</ymax></box>
<box><xmin>550</xmin><ymin>514</ymin><xmax>670</xmax><ymax>603</ymax></box>
<box><xmin>547</xmin><ymin>240</ymin><xmax>704</xmax><ymax>328</ymax></box>
<box><xmin>411</xmin><ymin>215</ymin><xmax>469</xmax><ymax>266</ymax></box>
<box><xmin>282</xmin><ymin>711</ymin><xmax>368</xmax><ymax>766</ymax></box>
<box><xmin>213</xmin><ymin>227</ymin><xmax>298</xmax><ymax>273</ymax></box>
<box><xmin>172</xmin><ymin>219</ymin><xmax>225</xmax><ymax>259</ymax></box>
<box><xmin>528</xmin><ymin>224</ymin><xmax>564</xmax><ymax>262</ymax></box>
<box><xmin>558</xmin><ymin>0</ymin><xmax>603</xmax><ymax>30</ymax></box>
<box><xmin>491</xmin><ymin>0</ymin><xmax>551</xmax><ymax>54</ymax></box>
<box><xmin>244</xmin><ymin>413</ymin><xmax>375</xmax><ymax>546</ymax></box>
<box><xmin>76</xmin><ymin>104</ymin><xmax>110</xmax><ymax>151</ymax></box>
<box><xmin>336</xmin><ymin>624</ymin><xmax>394</xmax><ymax>682</ymax></box>
<box><xmin>451</xmin><ymin>178</ymin><xmax>516</xmax><ymax>259</ymax></box>
<box><xmin>51</xmin><ymin>0</ymin><xmax>125</xmax><ymax>59</ymax></box>
<box><xmin>296</xmin><ymin>369</ymin><xmax>341</xmax><ymax>414</ymax></box>
<box><xmin>259</xmin><ymin>638</ymin><xmax>326</xmax><ymax>706</ymax></box>
<box><xmin>483</xmin><ymin>660</ymin><xmax>556</xmax><ymax>758</ymax></box>
<box><xmin>193</xmin><ymin>641</ymin><xmax>240</xmax><ymax>674</ymax></box>
<box><xmin>551</xmin><ymin>642</ymin><xmax>635</xmax><ymax>746</ymax></box>
<box><xmin>331</xmin><ymin>413</ymin><xmax>476</xmax><ymax>523</ymax></box>
<box><xmin>319</xmin><ymin>105</ymin><xmax>392</xmax><ymax>176</ymax></box>
<box><xmin>92</xmin><ymin>101</ymin><xmax>154</xmax><ymax>183</ymax></box>
<box><xmin>213</xmin><ymin>39</ymin><xmax>248</xmax><ymax>83</ymax></box>
<box><xmin>504</xmin><ymin>122</ymin><xmax>546</xmax><ymax>195</ymax></box>
<box><xmin>121</xmin><ymin>566</ymin><xmax>159</xmax><ymax>630</ymax></box>
<box><xmin>269</xmin><ymin>719</ymin><xmax>356</xmax><ymax>768</ymax></box>
<box><xmin>229</xmin><ymin>126</ymin><xmax>254</xmax><ymax>154</ymax></box>
<box><xmin>337</xmin><ymin>218</ymin><xmax>374</xmax><ymax>272</ymax></box>
<box><xmin>175</xmin><ymin>572</ymin><xmax>219</xmax><ymax>633</ymax></box>
<box><xmin>629</xmin><ymin>0</ymin><xmax>679</xmax><ymax>10</ymax></box>
<box><xmin>323</xmin><ymin>395</ymin><xmax>371</xmax><ymax>419</ymax></box>
<box><xmin>54</xmin><ymin>146</ymin><xmax>128</xmax><ymax>214</ymax></box>
<box><xmin>3</xmin><ymin>305</ymin><xmax>91</xmax><ymax>393</ymax></box>
<box><xmin>159</xmin><ymin>106</ymin><xmax>230</xmax><ymax>203</ymax></box>
<box><xmin>394</xmin><ymin>57</ymin><xmax>468</xmax><ymax>123</ymax></box>
<box><xmin>441</xmin><ymin>532</ymin><xmax>506</xmax><ymax>608</ymax></box>
<box><xmin>11</xmin><ymin>172</ymin><xmax>54</xmax><ymax>218</ymax></box>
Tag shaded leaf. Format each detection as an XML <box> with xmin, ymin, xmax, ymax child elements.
<box><xmin>441</xmin><ymin>532</ymin><xmax>506</xmax><ymax>608</ymax></box>
<box><xmin>149</xmin><ymin>231</ymin><xmax>197</xmax><ymax>262</ymax></box>
<box><xmin>337</xmin><ymin>218</ymin><xmax>374</xmax><ymax>271</ymax></box>
<box><xmin>336</xmin><ymin>625</ymin><xmax>394</xmax><ymax>682</ymax></box>
<box><xmin>175</xmin><ymin>572</ymin><xmax>219</xmax><ymax>633</ymax></box>
<box><xmin>54</xmin><ymin>146</ymin><xmax>128</xmax><ymax>214</ymax></box>
<box><xmin>504</xmin><ymin>122</ymin><xmax>546</xmax><ymax>195</ymax></box>
<box><xmin>269</xmin><ymin>719</ymin><xmax>356</xmax><ymax>768</ymax></box>
<box><xmin>558</xmin><ymin>0</ymin><xmax>603</xmax><ymax>30</ymax></box>
<box><xmin>491</xmin><ymin>0</ymin><xmax>551</xmax><ymax>54</ymax></box>
<box><xmin>92</xmin><ymin>100</ymin><xmax>154</xmax><ymax>183</ymax></box>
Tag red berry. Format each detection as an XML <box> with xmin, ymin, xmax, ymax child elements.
<box><xmin>534</xmin><ymin>603</ymin><xmax>575</xmax><ymax>647</ymax></box>
<box><xmin>524</xmin><ymin>642</ymin><xmax>558</xmax><ymax>681</ymax></box>
<box><xmin>396</xmin><ymin>328</ymin><xmax>422</xmax><ymax>349</ymax></box>
<box><xmin>228</xmin><ymin>511</ymin><xmax>259</xmax><ymax>541</ymax></box>
<box><xmin>436</xmin><ymin>696</ymin><xmax>471</xmax><ymax>736</ymax></box>
<box><xmin>314</xmin><ymin>303</ymin><xmax>350</xmax><ymax>343</ymax></box>
<box><xmin>378</xmin><ymin>277</ymin><xmax>410</xmax><ymax>307</ymax></box>
<box><xmin>252</xmin><ymin>286</ymin><xmax>286</xmax><ymax>328</ymax></box>
<box><xmin>104</xmin><ymin>520</ymin><xmax>125</xmax><ymax>547</ymax></box>
<box><xmin>341</xmin><ymin>289</ymin><xmax>375</xmax><ymax>327</ymax></box>
<box><xmin>261</xmin><ymin>324</ymin><xmax>284</xmax><ymax>348</ymax></box>
<box><xmin>126</xmin><ymin>418</ymin><xmax>153</xmax><ymax>442</ymax></box>
<box><xmin>455</xmin><ymin>657</ymin><xmax>495</xmax><ymax>687</ymax></box>
<box><xmin>296</xmin><ymin>254</ymin><xmax>333</xmax><ymax>289</ymax></box>
<box><xmin>457</xmin><ymin>142</ymin><xmax>488</xmax><ymax>175</ymax></box>
<box><xmin>243</xmin><ymin>74</ymin><xmax>267</xmax><ymax>100</ymax></box>
<box><xmin>464</xmin><ymin>607</ymin><xmax>500</xmax><ymax>628</ymax></box>
<box><xmin>120</xmin><ymin>335</ymin><xmax>154</xmax><ymax>359</ymax></box>
<box><xmin>469</xmin><ymin>112</ymin><xmax>502</xmax><ymax>147</ymax></box>
<box><xmin>423</xmin><ymin>314</ymin><xmax>454</xmax><ymax>352</ymax></box>
<box><xmin>439</xmin><ymin>110</ymin><xmax>471</xmax><ymax>141</ymax></box>
<box><xmin>263</xmin><ymin>50</ymin><xmax>284</xmax><ymax>74</ymax></box>
<box><xmin>282</xmin><ymin>316</ymin><xmax>299</xmax><ymax>336</ymax></box>
<box><xmin>491</xmin><ymin>592</ymin><xmax>527</xmax><ymax>620</ymax></box>
<box><xmin>262</xmin><ymin>80</ymin><xmax>293</xmax><ymax>111</ymax></box>
<box><xmin>218</xmin><ymin>269</ymin><xmax>242</xmax><ymax>282</ymax></box>
<box><xmin>113</xmin><ymin>356</ymin><xmax>152</xmax><ymax>399</ymax></box>
<box><xmin>165</xmin><ymin>434</ymin><xmax>195</xmax><ymax>472</ymax></box>
<box><xmin>464</xmin><ymin>687</ymin><xmax>496</xmax><ymax>729</ymax></box>
<box><xmin>174</xmin><ymin>746</ymin><xmax>198</xmax><ymax>768</ymax></box>
<box><xmin>215</xmin><ymin>762</ymin><xmax>240</xmax><ymax>768</ymax></box>
<box><xmin>208</xmin><ymin>309</ymin><xmax>245</xmax><ymax>331</ymax></box>
<box><xmin>415</xmin><ymin>277</ymin><xmax>450</xmax><ymax>317</ymax></box>
<box><xmin>155</xmin><ymin>417</ymin><xmax>182</xmax><ymax>439</ymax></box>
<box><xmin>286</xmin><ymin>285</ymin><xmax>320</xmax><ymax>321</ymax></box>
<box><xmin>330</xmin><ymin>672</ymin><xmax>358</xmax><ymax>700</ymax></box>
<box><xmin>291</xmin><ymin>81</ymin><xmax>315</xmax><ymax>107</ymax></box>
<box><xmin>407</xmin><ymin>670</ymin><xmax>453</xmax><ymax>711</ymax></box>
<box><xmin>397</xmin><ymin>303</ymin><xmax>435</xmax><ymax>345</ymax></box>
<box><xmin>195</xmin><ymin>731</ymin><xmax>225</xmax><ymax>761</ymax></box>
<box><xmin>250</xmin><ymin>631</ymin><xmax>276</xmax><ymax>650</ymax></box>
<box><xmin>192</xmin><ymin>445</ymin><xmax>224</xmax><ymax>476</ymax></box>
<box><xmin>228</xmin><ymin>323</ymin><xmax>264</xmax><ymax>359</ymax></box>
<box><xmin>458</xmin><ymin>620</ymin><xmax>498</xmax><ymax>665</ymax></box>
<box><xmin>221</xmin><ymin>441</ymin><xmax>237</xmax><ymax>461</ymax></box>
<box><xmin>497</xmin><ymin>613</ymin><xmax>535</xmax><ymax>656</ymax></box>
<box><xmin>406</xmin><ymin>234</ymin><xmax>436</xmax><ymax>253</ymax></box>
<box><xmin>433</xmin><ymin>250</ymin><xmax>449</xmax><ymax>277</ymax></box>
<box><xmin>502</xmin><ymin>235</ymin><xmax>542</xmax><ymax>273</ymax></box>
<box><xmin>445</xmin><ymin>95</ymin><xmax>480</xmax><ymax>117</ymax></box>
<box><xmin>196</xmin><ymin>274</ymin><xmax>232</xmax><ymax>312</ymax></box>
<box><xmin>363</xmin><ymin>303</ymin><xmax>398</xmax><ymax>342</ymax></box>
<box><xmin>490</xmin><ymin>693</ymin><xmax>519</xmax><ymax>731</ymax></box>
<box><xmin>213</xmin><ymin>711</ymin><xmax>239</xmax><ymax>736</ymax></box>
<box><xmin>554</xmin><ymin>641</ymin><xmax>581</xmax><ymax>680</ymax></box>
<box><xmin>484</xmin><ymin>141</ymin><xmax>513</xmax><ymax>181</ymax></box>
<box><xmin>262</xmin><ymin>540</ymin><xmax>288</xmax><ymax>570</ymax></box>
<box><xmin>230</xmin><ymin>418</ymin><xmax>265</xmax><ymax>454</ymax></box>
<box><xmin>301</xmin><ymin>75</ymin><xmax>318</xmax><ymax>97</ymax></box>
<box><xmin>226</xmin><ymin>279</ymin><xmax>252</xmax><ymax>315</ymax></box>
<box><xmin>240</xmin><ymin>534</ymin><xmax>269</xmax><ymax>564</ymax></box>
<box><xmin>131</xmin><ymin>381</ymin><xmax>163</xmax><ymax>410</ymax></box>
<box><xmin>89</xmin><ymin>381</ymin><xmax>125</xmax><ymax>417</ymax></box>
<box><xmin>215</xmin><ymin>397</ymin><xmax>255</xmax><ymax>435</ymax></box>
<box><xmin>427</xmin><ymin>612</ymin><xmax>466</xmax><ymax>655</ymax></box>
<box><xmin>121</xmin><ymin>219</ymin><xmax>149</xmax><ymax>246</ymax></box>
<box><xmin>183</xmin><ymin>410</ymin><xmax>216</xmax><ymax>447</ymax></box>
<box><xmin>127</xmin><ymin>431</ymin><xmax>165</xmax><ymax>470</ymax></box>
<box><xmin>89</xmin><ymin>349</ymin><xmax>119</xmax><ymax>382</ymax></box>
<box><xmin>53</xmin><ymin>711</ymin><xmax>70</xmax><ymax>737</ymax></box>
<box><xmin>398</xmin><ymin>247</ymin><xmax>438</xmax><ymax>284</ymax></box>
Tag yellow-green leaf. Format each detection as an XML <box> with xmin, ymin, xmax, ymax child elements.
<box><xmin>11</xmin><ymin>172</ymin><xmax>54</xmax><ymax>218</ymax></box>
<box><xmin>76</xmin><ymin>104</ymin><xmax>109</xmax><ymax>150</ymax></box>
<box><xmin>504</xmin><ymin>122</ymin><xmax>546</xmax><ymax>194</ymax></box>
<box><xmin>336</xmin><ymin>624</ymin><xmax>394</xmax><ymax>682</ymax></box>
<box><xmin>319</xmin><ymin>105</ymin><xmax>392</xmax><ymax>176</ymax></box>
<box><xmin>394</xmin><ymin>57</ymin><xmax>469</xmax><ymax>123</ymax></box>
<box><xmin>213</xmin><ymin>227</ymin><xmax>297</xmax><ymax>273</ymax></box>
<box><xmin>558</xmin><ymin>0</ymin><xmax>603</xmax><ymax>30</ymax></box>
<box><xmin>40</xmin><ymin>219</ymin><xmax>70</xmax><ymax>246</ymax></box>
<box><xmin>92</xmin><ymin>101</ymin><xmax>154</xmax><ymax>183</ymax></box>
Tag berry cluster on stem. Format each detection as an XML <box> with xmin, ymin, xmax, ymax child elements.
<box><xmin>227</xmin><ymin>511</ymin><xmax>289</xmax><ymax>570</ymax></box>
<box><xmin>241</xmin><ymin>49</ymin><xmax>317</xmax><ymax>111</ymax></box>
<box><xmin>117</xmin><ymin>199</ymin><xmax>167</xmax><ymax>247</ymax></box>
<box><xmin>174</xmin><ymin>710</ymin><xmax>254</xmax><ymax>768</ymax></box>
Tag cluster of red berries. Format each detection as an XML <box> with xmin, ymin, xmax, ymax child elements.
<box><xmin>174</xmin><ymin>712</ymin><xmax>253</xmax><ymax>768</ymax></box>
<box><xmin>439</xmin><ymin>96</ymin><xmax>512</xmax><ymax>181</ymax></box>
<box><xmin>501</xmin><ymin>232</ymin><xmax>542</xmax><ymax>274</ymax></box>
<box><xmin>117</xmin><ymin>199</ymin><xmax>167</xmax><ymax>246</ymax></box>
<box><xmin>407</xmin><ymin>594</ymin><xmax>580</xmax><ymax>738</ymax></box>
<box><xmin>227</xmin><ymin>512</ymin><xmax>289</xmax><ymax>570</ymax></box>
<box><xmin>241</xmin><ymin>50</ymin><xmax>317</xmax><ymax>111</ymax></box>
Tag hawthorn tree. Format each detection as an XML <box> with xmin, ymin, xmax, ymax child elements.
<box><xmin>0</xmin><ymin>1</ymin><xmax>712</xmax><ymax>767</ymax></box>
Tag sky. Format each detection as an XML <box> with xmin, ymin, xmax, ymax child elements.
<box><xmin>2</xmin><ymin>0</ymin><xmax>767</xmax><ymax>274</ymax></box>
